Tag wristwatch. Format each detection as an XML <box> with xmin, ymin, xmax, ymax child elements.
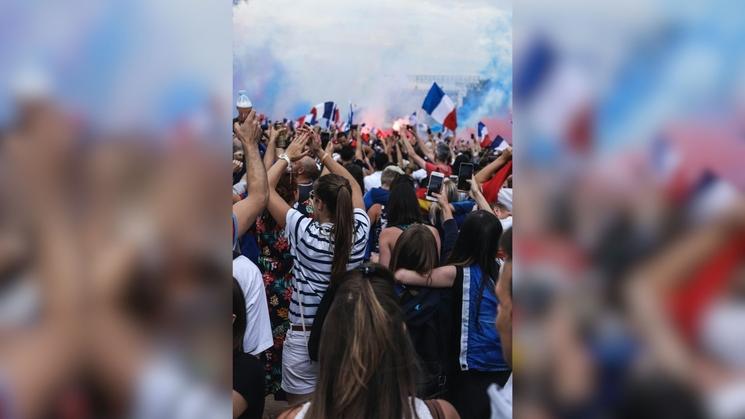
<box><xmin>278</xmin><ymin>153</ymin><xmax>291</xmax><ymax>166</ymax></box>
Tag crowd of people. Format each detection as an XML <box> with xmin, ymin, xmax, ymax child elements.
<box><xmin>231</xmin><ymin>105</ymin><xmax>513</xmax><ymax>419</ymax></box>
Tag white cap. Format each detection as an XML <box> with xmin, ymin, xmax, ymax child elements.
<box><xmin>497</xmin><ymin>188</ymin><xmax>513</xmax><ymax>212</ymax></box>
<box><xmin>236</xmin><ymin>90</ymin><xmax>252</xmax><ymax>109</ymax></box>
<box><xmin>383</xmin><ymin>165</ymin><xmax>405</xmax><ymax>175</ymax></box>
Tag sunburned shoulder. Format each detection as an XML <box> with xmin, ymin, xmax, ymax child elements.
<box><xmin>435</xmin><ymin>399</ymin><xmax>461</xmax><ymax>419</ymax></box>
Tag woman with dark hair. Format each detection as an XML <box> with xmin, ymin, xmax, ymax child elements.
<box><xmin>388</xmin><ymin>224</ymin><xmax>455</xmax><ymax>398</ymax></box>
<box><xmin>378</xmin><ymin>177</ymin><xmax>440</xmax><ymax>267</ymax></box>
<box><xmin>395</xmin><ymin>210</ymin><xmax>510</xmax><ymax>418</ymax></box>
<box><xmin>233</xmin><ymin>278</ymin><xmax>266</xmax><ymax>419</ymax></box>
<box><xmin>389</xmin><ymin>224</ymin><xmax>440</xmax><ymax>278</ymax></box>
<box><xmin>265</xmin><ymin>129</ymin><xmax>370</xmax><ymax>403</ymax></box>
<box><xmin>278</xmin><ymin>265</ymin><xmax>459</xmax><ymax>419</ymax></box>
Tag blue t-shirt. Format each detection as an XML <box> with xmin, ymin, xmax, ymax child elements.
<box><xmin>451</xmin><ymin>200</ymin><xmax>476</xmax><ymax>227</ymax></box>
<box><xmin>363</xmin><ymin>187</ymin><xmax>390</xmax><ymax>210</ymax></box>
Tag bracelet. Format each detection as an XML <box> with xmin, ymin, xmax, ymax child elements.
<box><xmin>321</xmin><ymin>153</ymin><xmax>329</xmax><ymax>163</ymax></box>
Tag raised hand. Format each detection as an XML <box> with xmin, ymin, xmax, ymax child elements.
<box><xmin>233</xmin><ymin>109</ymin><xmax>262</xmax><ymax>146</ymax></box>
<box><xmin>233</xmin><ymin>159</ymin><xmax>244</xmax><ymax>173</ymax></box>
<box><xmin>269</xmin><ymin>124</ymin><xmax>287</xmax><ymax>143</ymax></box>
<box><xmin>285</xmin><ymin>130</ymin><xmax>311</xmax><ymax>162</ymax></box>
<box><xmin>307</xmin><ymin>130</ymin><xmax>323</xmax><ymax>157</ymax></box>
<box><xmin>433</xmin><ymin>190</ymin><xmax>449</xmax><ymax>207</ymax></box>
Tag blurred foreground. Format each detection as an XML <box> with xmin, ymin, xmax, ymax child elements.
<box><xmin>0</xmin><ymin>1</ymin><xmax>232</xmax><ymax>417</ymax></box>
<box><xmin>514</xmin><ymin>1</ymin><xmax>745</xmax><ymax>418</ymax></box>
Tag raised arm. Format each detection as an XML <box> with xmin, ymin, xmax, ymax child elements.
<box><xmin>265</xmin><ymin>131</ymin><xmax>311</xmax><ymax>227</ymax></box>
<box><xmin>395</xmin><ymin>265</ymin><xmax>457</xmax><ymax>288</ymax></box>
<box><xmin>263</xmin><ymin>125</ymin><xmax>286</xmax><ymax>170</ymax></box>
<box><xmin>475</xmin><ymin>147</ymin><xmax>512</xmax><ymax>184</ymax></box>
<box><xmin>395</xmin><ymin>141</ymin><xmax>405</xmax><ymax>169</ymax></box>
<box><xmin>311</xmin><ymin>133</ymin><xmax>365</xmax><ymax>209</ymax></box>
<box><xmin>319</xmin><ymin>138</ymin><xmax>334</xmax><ymax>177</ymax></box>
<box><xmin>232</xmin><ymin>110</ymin><xmax>268</xmax><ymax>238</ymax></box>
<box><xmin>402</xmin><ymin>137</ymin><xmax>428</xmax><ymax>170</ymax></box>
<box><xmin>469</xmin><ymin>176</ymin><xmax>494</xmax><ymax>214</ymax></box>
<box><xmin>626</xmin><ymin>203</ymin><xmax>745</xmax><ymax>382</ymax></box>
<box><xmin>433</xmin><ymin>191</ymin><xmax>458</xmax><ymax>263</ymax></box>
<box><xmin>410</xmin><ymin>127</ymin><xmax>434</xmax><ymax>162</ymax></box>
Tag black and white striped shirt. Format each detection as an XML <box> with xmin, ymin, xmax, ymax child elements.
<box><xmin>285</xmin><ymin>208</ymin><xmax>370</xmax><ymax>325</ymax></box>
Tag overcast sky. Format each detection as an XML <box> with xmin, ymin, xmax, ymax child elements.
<box><xmin>234</xmin><ymin>0</ymin><xmax>512</xmax><ymax>123</ymax></box>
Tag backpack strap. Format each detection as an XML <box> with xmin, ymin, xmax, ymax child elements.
<box><xmin>424</xmin><ymin>399</ymin><xmax>445</xmax><ymax>419</ymax></box>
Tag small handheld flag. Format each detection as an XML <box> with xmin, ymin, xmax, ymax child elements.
<box><xmin>303</xmin><ymin>101</ymin><xmax>335</xmax><ymax>126</ymax></box>
<box><xmin>477</xmin><ymin>121</ymin><xmax>489</xmax><ymax>141</ymax></box>
<box><xmin>488</xmin><ymin>135</ymin><xmax>509</xmax><ymax>151</ymax></box>
<box><xmin>348</xmin><ymin>102</ymin><xmax>355</xmax><ymax>127</ymax></box>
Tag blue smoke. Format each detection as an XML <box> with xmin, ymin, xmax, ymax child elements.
<box><xmin>459</xmin><ymin>14</ymin><xmax>512</xmax><ymax>128</ymax></box>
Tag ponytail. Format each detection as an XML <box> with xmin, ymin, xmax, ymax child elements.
<box><xmin>332</xmin><ymin>184</ymin><xmax>353</xmax><ymax>276</ymax></box>
<box><xmin>315</xmin><ymin>174</ymin><xmax>355</xmax><ymax>278</ymax></box>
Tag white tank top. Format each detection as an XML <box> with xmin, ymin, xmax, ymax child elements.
<box><xmin>293</xmin><ymin>398</ymin><xmax>434</xmax><ymax>419</ymax></box>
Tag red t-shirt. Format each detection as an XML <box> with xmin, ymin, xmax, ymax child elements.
<box><xmin>425</xmin><ymin>161</ymin><xmax>452</xmax><ymax>177</ymax></box>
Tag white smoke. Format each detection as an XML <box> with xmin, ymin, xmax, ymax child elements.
<box><xmin>234</xmin><ymin>0</ymin><xmax>511</xmax><ymax>126</ymax></box>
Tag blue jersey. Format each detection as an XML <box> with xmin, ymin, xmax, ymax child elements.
<box><xmin>454</xmin><ymin>264</ymin><xmax>509</xmax><ymax>372</ymax></box>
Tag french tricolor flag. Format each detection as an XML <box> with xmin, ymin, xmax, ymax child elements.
<box><xmin>478</xmin><ymin>121</ymin><xmax>489</xmax><ymax>141</ymax></box>
<box><xmin>315</xmin><ymin>101</ymin><xmax>335</xmax><ymax>126</ymax></box>
<box><xmin>330</xmin><ymin>105</ymin><xmax>342</xmax><ymax>129</ymax></box>
<box><xmin>488</xmin><ymin>135</ymin><xmax>509</xmax><ymax>151</ymax></box>
<box><xmin>422</xmin><ymin>83</ymin><xmax>457</xmax><ymax>131</ymax></box>
<box><xmin>299</xmin><ymin>102</ymin><xmax>335</xmax><ymax>126</ymax></box>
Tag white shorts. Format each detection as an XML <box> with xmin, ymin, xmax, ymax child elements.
<box><xmin>281</xmin><ymin>328</ymin><xmax>319</xmax><ymax>395</ymax></box>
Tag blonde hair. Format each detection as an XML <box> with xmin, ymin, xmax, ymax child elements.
<box><xmin>428</xmin><ymin>178</ymin><xmax>458</xmax><ymax>225</ymax></box>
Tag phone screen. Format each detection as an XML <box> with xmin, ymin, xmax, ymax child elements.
<box><xmin>320</xmin><ymin>132</ymin><xmax>331</xmax><ymax>150</ymax></box>
<box><xmin>427</xmin><ymin>173</ymin><xmax>444</xmax><ymax>199</ymax></box>
<box><xmin>457</xmin><ymin>163</ymin><xmax>474</xmax><ymax>191</ymax></box>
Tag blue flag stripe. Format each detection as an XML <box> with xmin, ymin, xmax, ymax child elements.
<box><xmin>422</xmin><ymin>83</ymin><xmax>445</xmax><ymax>114</ymax></box>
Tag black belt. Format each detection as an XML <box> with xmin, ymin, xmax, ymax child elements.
<box><xmin>290</xmin><ymin>324</ymin><xmax>312</xmax><ymax>331</ymax></box>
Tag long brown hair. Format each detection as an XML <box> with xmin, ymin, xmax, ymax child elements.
<box><xmin>314</xmin><ymin>174</ymin><xmax>354</xmax><ymax>276</ymax></box>
<box><xmin>307</xmin><ymin>265</ymin><xmax>419</xmax><ymax>419</ymax></box>
<box><xmin>389</xmin><ymin>224</ymin><xmax>439</xmax><ymax>283</ymax></box>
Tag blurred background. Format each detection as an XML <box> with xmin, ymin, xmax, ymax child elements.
<box><xmin>513</xmin><ymin>1</ymin><xmax>745</xmax><ymax>418</ymax></box>
<box><xmin>0</xmin><ymin>0</ymin><xmax>232</xmax><ymax>418</ymax></box>
<box><xmin>3</xmin><ymin>0</ymin><xmax>745</xmax><ymax>418</ymax></box>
